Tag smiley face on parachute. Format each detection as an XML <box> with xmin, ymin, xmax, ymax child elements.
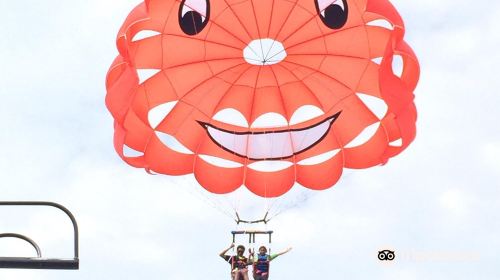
<box><xmin>106</xmin><ymin>0</ymin><xmax>419</xmax><ymax>197</ymax></box>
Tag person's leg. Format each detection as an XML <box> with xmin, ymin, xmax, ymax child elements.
<box><xmin>238</xmin><ymin>271</ymin><xmax>244</xmax><ymax>280</ymax></box>
<box><xmin>257</xmin><ymin>273</ymin><xmax>268</xmax><ymax>280</ymax></box>
<box><xmin>241</xmin><ymin>268</ymin><xmax>250</xmax><ymax>280</ymax></box>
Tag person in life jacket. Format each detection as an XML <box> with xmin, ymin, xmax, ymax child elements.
<box><xmin>220</xmin><ymin>243</ymin><xmax>253</xmax><ymax>280</ymax></box>
<box><xmin>249</xmin><ymin>246</ymin><xmax>292</xmax><ymax>280</ymax></box>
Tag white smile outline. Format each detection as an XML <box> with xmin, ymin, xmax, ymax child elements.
<box><xmin>198</xmin><ymin>111</ymin><xmax>342</xmax><ymax>160</ymax></box>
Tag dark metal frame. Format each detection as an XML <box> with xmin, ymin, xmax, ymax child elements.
<box><xmin>235</xmin><ymin>212</ymin><xmax>270</xmax><ymax>225</ymax></box>
<box><xmin>231</xmin><ymin>230</ymin><xmax>274</xmax><ymax>244</ymax></box>
<box><xmin>232</xmin><ymin>212</ymin><xmax>274</xmax><ymax>244</ymax></box>
<box><xmin>0</xmin><ymin>233</ymin><xmax>42</xmax><ymax>258</ymax></box>
<box><xmin>0</xmin><ymin>201</ymin><xmax>79</xmax><ymax>270</ymax></box>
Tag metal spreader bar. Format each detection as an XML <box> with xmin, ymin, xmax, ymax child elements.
<box><xmin>235</xmin><ymin>212</ymin><xmax>270</xmax><ymax>225</ymax></box>
<box><xmin>231</xmin><ymin>230</ymin><xmax>274</xmax><ymax>244</ymax></box>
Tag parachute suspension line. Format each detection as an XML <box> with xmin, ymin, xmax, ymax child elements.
<box><xmin>264</xmin><ymin>181</ymin><xmax>269</xmax><ymax>234</ymax></box>
<box><xmin>269</xmin><ymin>200</ymin><xmax>295</xmax><ymax>221</ymax></box>
<box><xmin>264</xmin><ymin>192</ymin><xmax>287</xmax><ymax>223</ymax></box>
<box><xmin>177</xmin><ymin>176</ymin><xmax>236</xmax><ymax>222</ymax></box>
<box><xmin>268</xmin><ymin>190</ymin><xmax>316</xmax><ymax>221</ymax></box>
<box><xmin>268</xmin><ymin>166</ymin><xmax>357</xmax><ymax>221</ymax></box>
<box><xmin>268</xmin><ymin>193</ymin><xmax>284</xmax><ymax>216</ymax></box>
<box><xmin>265</xmin><ymin>135</ymin><xmax>271</xmax><ymax>217</ymax></box>
<box><xmin>221</xmin><ymin>193</ymin><xmax>239</xmax><ymax>222</ymax></box>
<box><xmin>263</xmin><ymin>69</ymin><xmax>347</xmax><ymax>221</ymax></box>
<box><xmin>236</xmin><ymin>183</ymin><xmax>242</xmax><ymax>222</ymax></box>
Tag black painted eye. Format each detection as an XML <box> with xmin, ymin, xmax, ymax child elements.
<box><xmin>179</xmin><ymin>0</ymin><xmax>210</xmax><ymax>35</ymax></box>
<box><xmin>315</xmin><ymin>0</ymin><xmax>348</xmax><ymax>29</ymax></box>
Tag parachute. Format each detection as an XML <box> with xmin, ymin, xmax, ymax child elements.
<box><xmin>105</xmin><ymin>0</ymin><xmax>419</xmax><ymax>199</ymax></box>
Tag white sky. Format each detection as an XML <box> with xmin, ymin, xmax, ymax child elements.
<box><xmin>1</xmin><ymin>0</ymin><xmax>499</xmax><ymax>279</ymax></box>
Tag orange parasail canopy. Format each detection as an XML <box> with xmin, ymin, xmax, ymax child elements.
<box><xmin>105</xmin><ymin>0</ymin><xmax>420</xmax><ymax>198</ymax></box>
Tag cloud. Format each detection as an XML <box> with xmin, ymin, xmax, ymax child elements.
<box><xmin>1</xmin><ymin>0</ymin><xmax>500</xmax><ymax>280</ymax></box>
<box><xmin>481</xmin><ymin>142</ymin><xmax>500</xmax><ymax>172</ymax></box>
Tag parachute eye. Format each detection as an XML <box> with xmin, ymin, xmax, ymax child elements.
<box><xmin>315</xmin><ymin>0</ymin><xmax>348</xmax><ymax>29</ymax></box>
<box><xmin>179</xmin><ymin>0</ymin><xmax>210</xmax><ymax>35</ymax></box>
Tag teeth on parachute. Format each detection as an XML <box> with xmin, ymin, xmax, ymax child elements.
<box><xmin>212</xmin><ymin>108</ymin><xmax>249</xmax><ymax>128</ymax></box>
<box><xmin>320</xmin><ymin>10</ymin><xmax>326</xmax><ymax>17</ymax></box>
<box><xmin>148</xmin><ymin>101</ymin><xmax>178</xmax><ymax>129</ymax></box>
<box><xmin>207</xmin><ymin>126</ymin><xmax>249</xmax><ymax>156</ymax></box>
<box><xmin>132</xmin><ymin>30</ymin><xmax>161</xmax><ymax>42</ymax></box>
<box><xmin>291</xmin><ymin>121</ymin><xmax>331</xmax><ymax>152</ymax></box>
<box><xmin>289</xmin><ymin>105</ymin><xmax>325</xmax><ymax>126</ymax></box>
<box><xmin>371</xmin><ymin>57</ymin><xmax>383</xmax><ymax>65</ymax></box>
<box><xmin>123</xmin><ymin>144</ymin><xmax>144</xmax><ymax>157</ymax></box>
<box><xmin>392</xmin><ymin>55</ymin><xmax>404</xmax><ymax>78</ymax></box>
<box><xmin>345</xmin><ymin>122</ymin><xmax>380</xmax><ymax>148</ymax></box>
<box><xmin>205</xmin><ymin>115</ymin><xmax>333</xmax><ymax>159</ymax></box>
<box><xmin>356</xmin><ymin>93</ymin><xmax>388</xmax><ymax>120</ymax></box>
<box><xmin>389</xmin><ymin>138</ymin><xmax>403</xmax><ymax>147</ymax></box>
<box><xmin>297</xmin><ymin>149</ymin><xmax>340</xmax><ymax>166</ymax></box>
<box><xmin>198</xmin><ymin>155</ymin><xmax>243</xmax><ymax>168</ymax></box>
<box><xmin>248</xmin><ymin>161</ymin><xmax>293</xmax><ymax>172</ymax></box>
<box><xmin>251</xmin><ymin>112</ymin><xmax>288</xmax><ymax>129</ymax></box>
<box><xmin>137</xmin><ymin>69</ymin><xmax>161</xmax><ymax>84</ymax></box>
<box><xmin>366</xmin><ymin>19</ymin><xmax>394</xmax><ymax>30</ymax></box>
<box><xmin>155</xmin><ymin>131</ymin><xmax>194</xmax><ymax>154</ymax></box>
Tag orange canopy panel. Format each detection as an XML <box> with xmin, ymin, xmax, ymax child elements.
<box><xmin>105</xmin><ymin>0</ymin><xmax>420</xmax><ymax>198</ymax></box>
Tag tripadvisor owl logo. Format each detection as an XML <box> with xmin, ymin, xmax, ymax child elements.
<box><xmin>378</xmin><ymin>250</ymin><xmax>396</xmax><ymax>261</ymax></box>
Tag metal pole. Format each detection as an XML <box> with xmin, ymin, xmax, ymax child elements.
<box><xmin>0</xmin><ymin>201</ymin><xmax>79</xmax><ymax>262</ymax></box>
<box><xmin>0</xmin><ymin>233</ymin><xmax>42</xmax><ymax>258</ymax></box>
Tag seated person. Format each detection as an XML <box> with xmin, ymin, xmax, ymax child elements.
<box><xmin>220</xmin><ymin>243</ymin><xmax>253</xmax><ymax>280</ymax></box>
<box><xmin>250</xmin><ymin>246</ymin><xmax>292</xmax><ymax>280</ymax></box>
